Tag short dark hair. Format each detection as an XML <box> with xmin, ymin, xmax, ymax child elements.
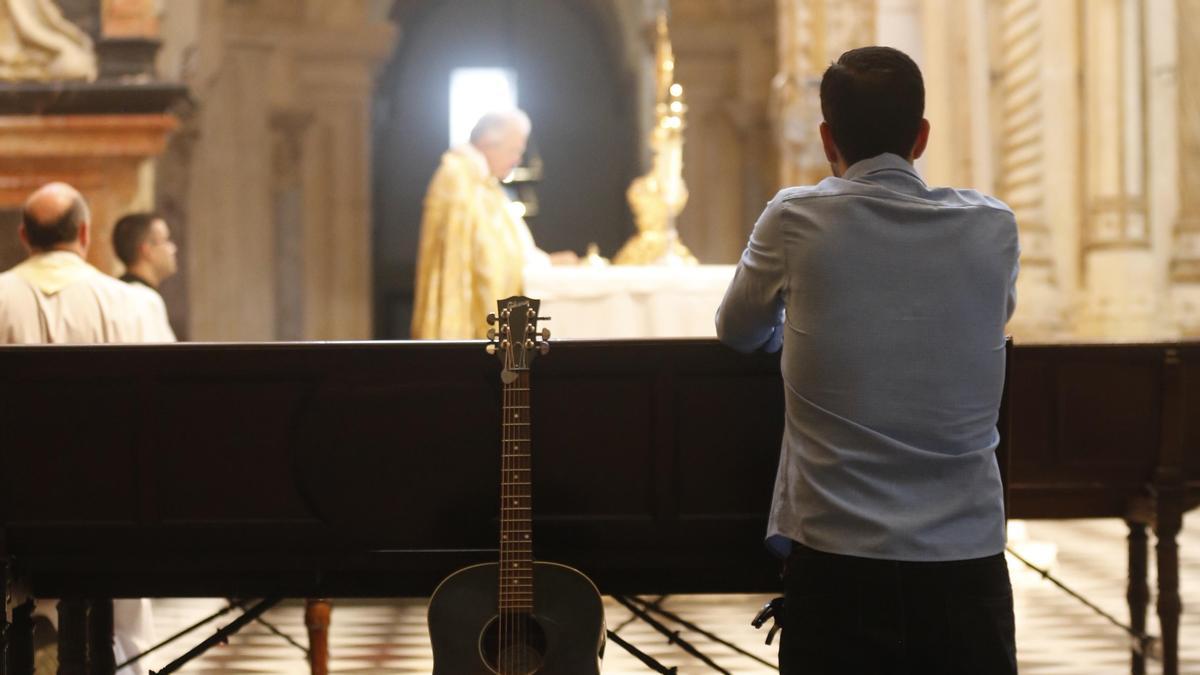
<box><xmin>21</xmin><ymin>195</ymin><xmax>87</xmax><ymax>249</ymax></box>
<box><xmin>112</xmin><ymin>212</ymin><xmax>162</xmax><ymax>266</ymax></box>
<box><xmin>819</xmin><ymin>46</ymin><xmax>925</xmax><ymax>167</ymax></box>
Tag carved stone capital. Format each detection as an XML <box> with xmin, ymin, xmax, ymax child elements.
<box><xmin>1170</xmin><ymin>216</ymin><xmax>1200</xmax><ymax>283</ymax></box>
<box><xmin>1083</xmin><ymin>195</ymin><xmax>1150</xmax><ymax>250</ymax></box>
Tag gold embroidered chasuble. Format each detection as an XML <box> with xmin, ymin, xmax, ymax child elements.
<box><xmin>411</xmin><ymin>145</ymin><xmax>544</xmax><ymax>339</ymax></box>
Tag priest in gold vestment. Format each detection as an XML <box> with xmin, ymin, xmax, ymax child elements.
<box><xmin>412</xmin><ymin>110</ymin><xmax>569</xmax><ymax>339</ymax></box>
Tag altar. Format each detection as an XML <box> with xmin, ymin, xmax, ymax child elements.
<box><xmin>522</xmin><ymin>264</ymin><xmax>736</xmax><ymax>339</ymax></box>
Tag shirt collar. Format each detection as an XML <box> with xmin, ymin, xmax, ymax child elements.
<box><xmin>120</xmin><ymin>271</ymin><xmax>154</xmax><ymax>288</ymax></box>
<box><xmin>842</xmin><ymin>152</ymin><xmax>924</xmax><ymax>184</ymax></box>
<box><xmin>12</xmin><ymin>250</ymin><xmax>96</xmax><ymax>295</ymax></box>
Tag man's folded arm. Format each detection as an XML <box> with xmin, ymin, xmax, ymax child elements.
<box><xmin>716</xmin><ymin>197</ymin><xmax>787</xmax><ymax>353</ymax></box>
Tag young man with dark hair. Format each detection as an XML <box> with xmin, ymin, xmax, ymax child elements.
<box><xmin>112</xmin><ymin>212</ymin><xmax>177</xmax><ymax>342</ymax></box>
<box><xmin>717</xmin><ymin>46</ymin><xmax>1019</xmax><ymax>674</ymax></box>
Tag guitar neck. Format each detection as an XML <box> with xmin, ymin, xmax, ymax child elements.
<box><xmin>500</xmin><ymin>370</ymin><xmax>533</xmax><ymax>613</ymax></box>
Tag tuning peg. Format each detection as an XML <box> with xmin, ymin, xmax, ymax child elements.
<box><xmin>540</xmin><ymin>327</ymin><xmax>551</xmax><ymax>340</ymax></box>
<box><xmin>487</xmin><ymin>313</ymin><xmax>497</xmax><ymax>325</ymax></box>
<box><xmin>525</xmin><ymin>339</ymin><xmax>534</xmax><ymax>349</ymax></box>
<box><xmin>487</xmin><ymin>328</ymin><xmax>497</xmax><ymax>340</ymax></box>
<box><xmin>501</xmin><ymin>339</ymin><xmax>510</xmax><ymax>350</ymax></box>
<box><xmin>485</xmin><ymin>343</ymin><xmax>497</xmax><ymax>355</ymax></box>
<box><xmin>538</xmin><ymin>343</ymin><xmax>550</xmax><ymax>355</ymax></box>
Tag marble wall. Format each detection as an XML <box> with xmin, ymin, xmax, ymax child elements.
<box><xmin>775</xmin><ymin>0</ymin><xmax>1200</xmax><ymax>341</ymax></box>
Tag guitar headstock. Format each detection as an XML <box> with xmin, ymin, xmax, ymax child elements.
<box><xmin>486</xmin><ymin>296</ymin><xmax>550</xmax><ymax>372</ymax></box>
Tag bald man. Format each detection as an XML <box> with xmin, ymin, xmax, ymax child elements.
<box><xmin>0</xmin><ymin>182</ymin><xmax>142</xmax><ymax>343</ymax></box>
<box><xmin>0</xmin><ymin>183</ymin><xmax>158</xmax><ymax>674</ymax></box>
<box><xmin>411</xmin><ymin>109</ymin><xmax>575</xmax><ymax>339</ymax></box>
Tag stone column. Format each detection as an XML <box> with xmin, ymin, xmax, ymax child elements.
<box><xmin>185</xmin><ymin>37</ymin><xmax>276</xmax><ymax>341</ymax></box>
<box><xmin>991</xmin><ymin>0</ymin><xmax>1071</xmax><ymax>340</ymax></box>
<box><xmin>294</xmin><ymin>30</ymin><xmax>391</xmax><ymax>340</ymax></box>
<box><xmin>1076</xmin><ymin>0</ymin><xmax>1164</xmax><ymax>338</ymax></box>
<box><xmin>177</xmin><ymin>0</ymin><xmax>394</xmax><ymax>341</ymax></box>
<box><xmin>670</xmin><ymin>0</ymin><xmax>777</xmax><ymax>263</ymax></box>
<box><xmin>877</xmin><ymin>0</ymin><xmax>922</xmax><ymax>67</ymax></box>
<box><xmin>773</xmin><ymin>0</ymin><xmax>876</xmax><ymax>188</ymax></box>
<box><xmin>270</xmin><ymin>109</ymin><xmax>312</xmax><ymax>342</ymax></box>
<box><xmin>919</xmin><ymin>0</ymin><xmax>985</xmax><ymax>189</ymax></box>
<box><xmin>1171</xmin><ymin>0</ymin><xmax>1200</xmax><ymax>335</ymax></box>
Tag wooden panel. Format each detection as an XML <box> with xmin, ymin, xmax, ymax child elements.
<box><xmin>1</xmin><ymin>376</ymin><xmax>139</xmax><ymax>523</ymax></box>
<box><xmin>0</xmin><ymin>339</ymin><xmax>1197</xmax><ymax>598</ymax></box>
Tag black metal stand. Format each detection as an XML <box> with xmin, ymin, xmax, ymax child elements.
<box><xmin>148</xmin><ymin>598</ymin><xmax>279</xmax><ymax>675</ymax></box>
<box><xmin>6</xmin><ymin>601</ymin><xmax>32</xmax><ymax>675</ymax></box>
<box><xmin>625</xmin><ymin>595</ymin><xmax>779</xmax><ymax>670</ymax></box>
<box><xmin>606</xmin><ymin>629</ymin><xmax>676</xmax><ymax>674</ymax></box>
<box><xmin>612</xmin><ymin>595</ymin><xmax>730</xmax><ymax>674</ymax></box>
<box><xmin>1006</xmin><ymin>545</ymin><xmax>1158</xmax><ymax>658</ymax></box>
<box><xmin>115</xmin><ymin>602</ymin><xmax>237</xmax><ymax>671</ymax></box>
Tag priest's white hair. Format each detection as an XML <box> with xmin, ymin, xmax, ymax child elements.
<box><xmin>469</xmin><ymin>109</ymin><xmax>531</xmax><ymax>146</ymax></box>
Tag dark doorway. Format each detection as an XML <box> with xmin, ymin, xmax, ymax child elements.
<box><xmin>372</xmin><ymin>0</ymin><xmax>640</xmax><ymax>339</ymax></box>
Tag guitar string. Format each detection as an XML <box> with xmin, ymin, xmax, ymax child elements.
<box><xmin>512</xmin><ymin>368</ymin><xmax>519</xmax><ymax>675</ymax></box>
<box><xmin>521</xmin><ymin>369</ymin><xmax>529</xmax><ymax>674</ymax></box>
<box><xmin>504</xmin><ymin>353</ymin><xmax>527</xmax><ymax>673</ymax></box>
<box><xmin>502</xmin><ymin>342</ymin><xmax>512</xmax><ymax>674</ymax></box>
<box><xmin>500</xmin><ymin>316</ymin><xmax>539</xmax><ymax>674</ymax></box>
<box><xmin>514</xmin><ymin>363</ymin><xmax>531</xmax><ymax>672</ymax></box>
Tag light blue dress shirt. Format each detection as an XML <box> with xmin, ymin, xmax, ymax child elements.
<box><xmin>717</xmin><ymin>153</ymin><xmax>1019</xmax><ymax>562</ymax></box>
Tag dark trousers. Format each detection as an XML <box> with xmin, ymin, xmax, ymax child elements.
<box><xmin>779</xmin><ymin>543</ymin><xmax>1017</xmax><ymax>675</ymax></box>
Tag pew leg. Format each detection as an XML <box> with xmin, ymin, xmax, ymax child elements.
<box><xmin>1125</xmin><ymin>520</ymin><xmax>1149</xmax><ymax>675</ymax></box>
<box><xmin>86</xmin><ymin>599</ymin><xmax>113</xmax><ymax>675</ymax></box>
<box><xmin>7</xmin><ymin>601</ymin><xmax>33</xmax><ymax>675</ymax></box>
<box><xmin>0</xmin><ymin>565</ymin><xmax>8</xmax><ymax>675</ymax></box>
<box><xmin>1155</xmin><ymin>507</ymin><xmax>1183</xmax><ymax>675</ymax></box>
<box><xmin>304</xmin><ymin>599</ymin><xmax>330</xmax><ymax>675</ymax></box>
<box><xmin>56</xmin><ymin>600</ymin><xmax>86</xmax><ymax>675</ymax></box>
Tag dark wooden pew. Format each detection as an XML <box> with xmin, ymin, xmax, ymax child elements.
<box><xmin>0</xmin><ymin>340</ymin><xmax>1195</xmax><ymax>674</ymax></box>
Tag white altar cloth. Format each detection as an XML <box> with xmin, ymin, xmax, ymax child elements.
<box><xmin>522</xmin><ymin>265</ymin><xmax>736</xmax><ymax>339</ymax></box>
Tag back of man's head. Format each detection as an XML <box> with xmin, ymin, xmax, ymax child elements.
<box><xmin>21</xmin><ymin>182</ymin><xmax>90</xmax><ymax>251</ymax></box>
<box><xmin>820</xmin><ymin>46</ymin><xmax>925</xmax><ymax>167</ymax></box>
<box><xmin>112</xmin><ymin>212</ymin><xmax>160</xmax><ymax>267</ymax></box>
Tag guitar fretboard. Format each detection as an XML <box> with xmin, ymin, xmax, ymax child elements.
<box><xmin>499</xmin><ymin>371</ymin><xmax>533</xmax><ymax>613</ymax></box>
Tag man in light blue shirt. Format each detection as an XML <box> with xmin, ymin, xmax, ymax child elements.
<box><xmin>717</xmin><ymin>46</ymin><xmax>1019</xmax><ymax>674</ymax></box>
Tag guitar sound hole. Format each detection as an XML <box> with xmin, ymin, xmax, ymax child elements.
<box><xmin>479</xmin><ymin>613</ymin><xmax>547</xmax><ymax>674</ymax></box>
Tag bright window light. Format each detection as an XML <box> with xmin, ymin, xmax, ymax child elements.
<box><xmin>449</xmin><ymin>68</ymin><xmax>518</xmax><ymax>148</ymax></box>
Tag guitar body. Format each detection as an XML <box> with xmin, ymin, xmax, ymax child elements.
<box><xmin>428</xmin><ymin>561</ymin><xmax>605</xmax><ymax>674</ymax></box>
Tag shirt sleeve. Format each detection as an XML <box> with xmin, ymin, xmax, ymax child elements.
<box><xmin>1005</xmin><ymin>214</ymin><xmax>1020</xmax><ymax>323</ymax></box>
<box><xmin>715</xmin><ymin>194</ymin><xmax>787</xmax><ymax>353</ymax></box>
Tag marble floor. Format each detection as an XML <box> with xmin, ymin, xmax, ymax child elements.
<box><xmin>130</xmin><ymin>517</ymin><xmax>1197</xmax><ymax>674</ymax></box>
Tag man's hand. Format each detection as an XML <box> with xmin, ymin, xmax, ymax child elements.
<box><xmin>549</xmin><ymin>250</ymin><xmax>579</xmax><ymax>265</ymax></box>
<box><xmin>763</xmin><ymin>324</ymin><xmax>784</xmax><ymax>353</ymax></box>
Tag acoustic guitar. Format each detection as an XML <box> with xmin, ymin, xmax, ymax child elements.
<box><xmin>427</xmin><ymin>296</ymin><xmax>606</xmax><ymax>674</ymax></box>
